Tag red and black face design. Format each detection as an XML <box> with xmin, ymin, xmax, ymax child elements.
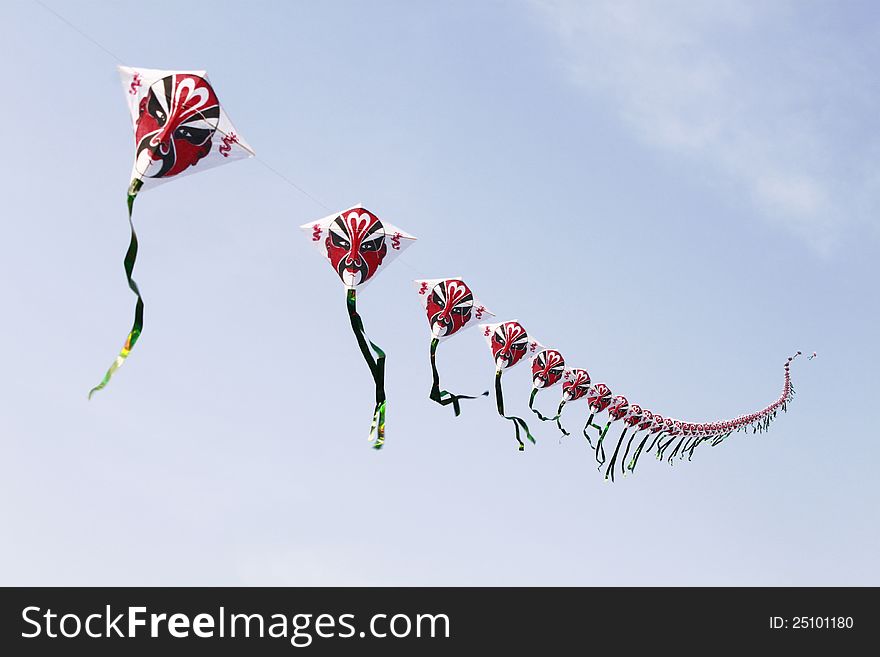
<box><xmin>638</xmin><ymin>409</ymin><xmax>654</xmax><ymax>431</ymax></box>
<box><xmin>532</xmin><ymin>349</ymin><xmax>566</xmax><ymax>389</ymax></box>
<box><xmin>587</xmin><ymin>383</ymin><xmax>612</xmax><ymax>414</ymax></box>
<box><xmin>607</xmin><ymin>395</ymin><xmax>629</xmax><ymax>421</ymax></box>
<box><xmin>651</xmin><ymin>414</ymin><xmax>665</xmax><ymax>432</ymax></box>
<box><xmin>325</xmin><ymin>209</ymin><xmax>388</xmax><ymax>287</ymax></box>
<box><xmin>134</xmin><ymin>74</ymin><xmax>220</xmax><ymax>179</ymax></box>
<box><xmin>664</xmin><ymin>418</ymin><xmax>676</xmax><ymax>434</ymax></box>
<box><xmin>490</xmin><ymin>322</ymin><xmax>529</xmax><ymax>369</ymax></box>
<box><xmin>624</xmin><ymin>403</ymin><xmax>643</xmax><ymax>427</ymax></box>
<box><xmin>562</xmin><ymin>368</ymin><xmax>591</xmax><ymax>401</ymax></box>
<box><xmin>426</xmin><ymin>279</ymin><xmax>473</xmax><ymax>337</ymax></box>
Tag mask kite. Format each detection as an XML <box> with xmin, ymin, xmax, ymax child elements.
<box><xmin>90</xmin><ymin>66</ymin><xmax>254</xmax><ymax>398</ymax></box>
<box><xmin>414</xmin><ymin>278</ymin><xmax>493</xmax><ymax>415</ymax></box>
<box><xmin>302</xmin><ymin>205</ymin><xmax>416</xmax><ymax>449</ymax></box>
<box><xmin>553</xmin><ymin>368</ymin><xmax>591</xmax><ymax>437</ymax></box>
<box><xmin>527</xmin><ymin>349</ymin><xmax>567</xmax><ymax>422</ymax></box>
<box><xmin>480</xmin><ymin>321</ymin><xmax>541</xmax><ymax>451</ymax></box>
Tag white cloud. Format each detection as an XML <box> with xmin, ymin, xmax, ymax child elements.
<box><xmin>529</xmin><ymin>0</ymin><xmax>880</xmax><ymax>253</ymax></box>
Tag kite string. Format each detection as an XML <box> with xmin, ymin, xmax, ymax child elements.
<box><xmin>33</xmin><ymin>0</ymin><xmax>124</xmax><ymax>63</ymax></box>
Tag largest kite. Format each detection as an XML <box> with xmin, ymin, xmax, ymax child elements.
<box><xmin>302</xmin><ymin>205</ymin><xmax>416</xmax><ymax>449</ymax></box>
<box><xmin>90</xmin><ymin>66</ymin><xmax>254</xmax><ymax>397</ymax></box>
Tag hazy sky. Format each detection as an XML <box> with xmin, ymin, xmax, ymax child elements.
<box><xmin>1</xmin><ymin>0</ymin><xmax>877</xmax><ymax>585</ymax></box>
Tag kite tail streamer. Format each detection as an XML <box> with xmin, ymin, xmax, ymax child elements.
<box><xmin>346</xmin><ymin>289</ymin><xmax>387</xmax><ymax>449</ymax></box>
<box><xmin>530</xmin><ymin>388</ymin><xmax>562</xmax><ymax>422</ymax></box>
<box><xmin>628</xmin><ymin>433</ymin><xmax>653</xmax><ymax>473</ymax></box>
<box><xmin>89</xmin><ymin>179</ymin><xmax>144</xmax><ymax>398</ymax></box>
<box><xmin>494</xmin><ymin>370</ymin><xmax>535</xmax><ymax>451</ymax></box>
<box><xmin>429</xmin><ymin>338</ymin><xmax>488</xmax><ymax>416</ymax></box>
<box><xmin>667</xmin><ymin>436</ymin><xmax>686</xmax><ymax>465</ymax></box>
<box><xmin>603</xmin><ymin>427</ymin><xmax>628</xmax><ymax>482</ymax></box>
<box><xmin>656</xmin><ymin>435</ymin><xmax>676</xmax><ymax>460</ymax></box>
<box><xmin>594</xmin><ymin>421</ymin><xmax>611</xmax><ymax>465</ymax></box>
<box><xmin>580</xmin><ymin>413</ymin><xmax>596</xmax><ymax>447</ymax></box>
<box><xmin>621</xmin><ymin>430</ymin><xmax>638</xmax><ymax>476</ymax></box>
<box><xmin>555</xmin><ymin>401</ymin><xmax>570</xmax><ymax>437</ymax></box>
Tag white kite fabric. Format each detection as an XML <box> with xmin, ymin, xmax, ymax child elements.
<box><xmin>118</xmin><ymin>66</ymin><xmax>254</xmax><ymax>193</ymax></box>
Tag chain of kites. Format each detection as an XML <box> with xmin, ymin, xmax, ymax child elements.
<box><xmin>90</xmin><ymin>66</ymin><xmax>815</xmax><ymax>481</ymax></box>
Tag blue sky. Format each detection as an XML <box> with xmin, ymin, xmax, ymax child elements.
<box><xmin>0</xmin><ymin>0</ymin><xmax>877</xmax><ymax>585</ymax></box>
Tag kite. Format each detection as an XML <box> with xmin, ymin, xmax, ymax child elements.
<box><xmin>480</xmin><ymin>321</ymin><xmax>541</xmax><ymax>451</ymax></box>
<box><xmin>90</xmin><ymin>66</ymin><xmax>254</xmax><ymax>397</ymax></box>
<box><xmin>414</xmin><ymin>278</ymin><xmax>493</xmax><ymax>415</ymax></box>
<box><xmin>582</xmin><ymin>382</ymin><xmax>613</xmax><ymax>449</ymax></box>
<box><xmin>302</xmin><ymin>205</ymin><xmax>416</xmax><ymax>449</ymax></box>
<box><xmin>552</xmin><ymin>368</ymin><xmax>591</xmax><ymax>437</ymax></box>
<box><xmin>527</xmin><ymin>349</ymin><xmax>567</xmax><ymax>422</ymax></box>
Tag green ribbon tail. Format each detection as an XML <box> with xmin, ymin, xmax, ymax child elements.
<box><xmin>530</xmin><ymin>388</ymin><xmax>562</xmax><ymax>422</ymax></box>
<box><xmin>594</xmin><ymin>421</ymin><xmax>611</xmax><ymax>465</ymax></box>
<box><xmin>346</xmin><ymin>289</ymin><xmax>387</xmax><ymax>449</ymax></box>
<box><xmin>555</xmin><ymin>400</ymin><xmax>569</xmax><ymax>436</ymax></box>
<box><xmin>89</xmin><ymin>179</ymin><xmax>144</xmax><ymax>399</ymax></box>
<box><xmin>429</xmin><ymin>337</ymin><xmax>488</xmax><ymax>416</ymax></box>
<box><xmin>494</xmin><ymin>370</ymin><xmax>536</xmax><ymax>451</ymax></box>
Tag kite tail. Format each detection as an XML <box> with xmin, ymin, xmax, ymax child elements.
<box><xmin>602</xmin><ymin>427</ymin><xmax>628</xmax><ymax>482</ymax></box>
<box><xmin>429</xmin><ymin>337</ymin><xmax>488</xmax><ymax>416</ymax></box>
<box><xmin>555</xmin><ymin>400</ymin><xmax>570</xmax><ymax>437</ymax></box>
<box><xmin>495</xmin><ymin>370</ymin><xmax>535</xmax><ymax>451</ymax></box>
<box><xmin>621</xmin><ymin>430</ymin><xmax>638</xmax><ymax>476</ymax></box>
<box><xmin>594</xmin><ymin>421</ymin><xmax>611</xmax><ymax>465</ymax></box>
<box><xmin>627</xmin><ymin>432</ymin><xmax>652</xmax><ymax>473</ymax></box>
<box><xmin>530</xmin><ymin>388</ymin><xmax>562</xmax><ymax>422</ymax></box>
<box><xmin>346</xmin><ymin>288</ymin><xmax>387</xmax><ymax>449</ymax></box>
<box><xmin>581</xmin><ymin>413</ymin><xmax>597</xmax><ymax>448</ymax></box>
<box><xmin>667</xmin><ymin>436</ymin><xmax>686</xmax><ymax>465</ymax></box>
<box><xmin>89</xmin><ymin>179</ymin><xmax>144</xmax><ymax>398</ymax></box>
<box><xmin>656</xmin><ymin>435</ymin><xmax>676</xmax><ymax>460</ymax></box>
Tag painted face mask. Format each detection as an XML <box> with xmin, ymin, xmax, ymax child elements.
<box><xmin>426</xmin><ymin>279</ymin><xmax>475</xmax><ymax>338</ymax></box>
<box><xmin>587</xmin><ymin>383</ymin><xmax>613</xmax><ymax>415</ymax></box>
<box><xmin>532</xmin><ymin>349</ymin><xmax>566</xmax><ymax>389</ymax></box>
<box><xmin>562</xmin><ymin>369</ymin><xmax>591</xmax><ymax>402</ymax></box>
<box><xmin>414</xmin><ymin>277</ymin><xmax>493</xmax><ymax>416</ymax></box>
<box><xmin>134</xmin><ymin>73</ymin><xmax>220</xmax><ymax>179</ymax></box>
<box><xmin>325</xmin><ymin>209</ymin><xmax>389</xmax><ymax>287</ymax></box>
<box><xmin>489</xmin><ymin>321</ymin><xmax>530</xmax><ymax>370</ymax></box>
